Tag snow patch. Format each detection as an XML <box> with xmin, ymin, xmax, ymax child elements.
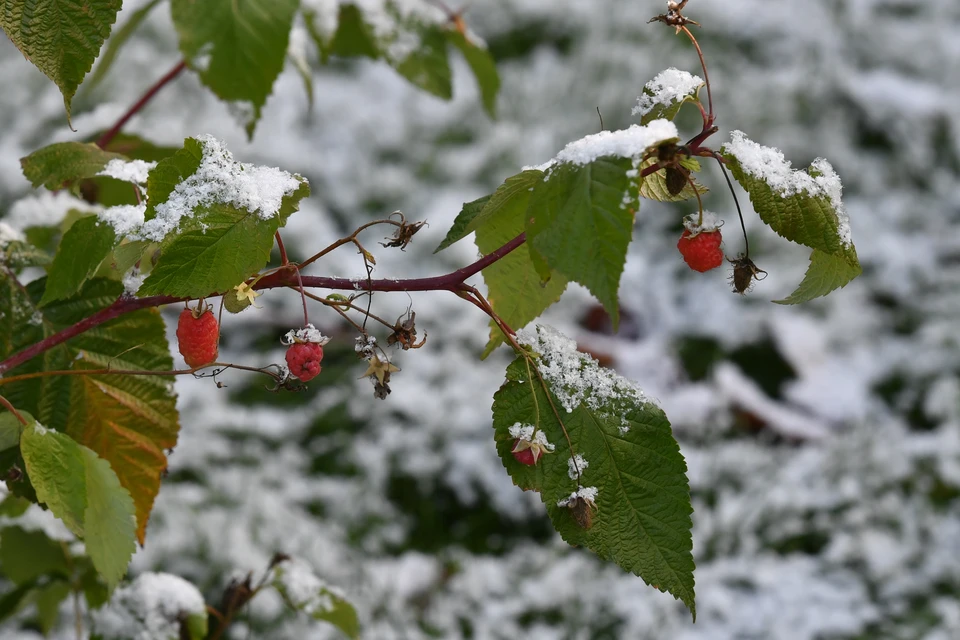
<box><xmin>91</xmin><ymin>572</ymin><xmax>205</xmax><ymax>640</ymax></box>
<box><xmin>98</xmin><ymin>204</ymin><xmax>146</xmax><ymax>238</ymax></box>
<box><xmin>98</xmin><ymin>158</ymin><xmax>156</xmax><ymax>186</ymax></box>
<box><xmin>273</xmin><ymin>558</ymin><xmax>346</xmax><ymax>617</ymax></box>
<box><xmin>6</xmin><ymin>192</ymin><xmax>101</xmax><ymax>231</ymax></box>
<box><xmin>532</xmin><ymin>119</ymin><xmax>679</xmax><ymax>171</ymax></box>
<box><xmin>632</xmin><ymin>67</ymin><xmax>703</xmax><ymax>118</ymax></box>
<box><xmin>723</xmin><ymin>130</ymin><xmax>851</xmax><ymax>246</ymax></box>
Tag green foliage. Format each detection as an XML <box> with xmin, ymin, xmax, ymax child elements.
<box><xmin>526</xmin><ymin>157</ymin><xmax>638</xmax><ymax>326</ymax></box>
<box><xmin>305</xmin><ymin>2</ymin><xmax>500</xmax><ymax>117</ymax></box>
<box><xmin>20</xmin><ymin>418</ymin><xmax>136</xmax><ymax>588</ymax></box>
<box><xmin>638</xmin><ymin>83</ymin><xmax>703</xmax><ymax>126</ymax></box>
<box><xmin>0</xmin><ymin>279</ymin><xmax>179</xmax><ymax>544</ymax></box>
<box><xmin>171</xmin><ymin>0</ymin><xmax>301</xmax><ymax>137</ymax></box>
<box><xmin>492</xmin><ymin>328</ymin><xmax>696</xmax><ymax>618</ymax></box>
<box><xmin>723</xmin><ymin>150</ymin><xmax>861</xmax><ymax>303</ymax></box>
<box><xmin>273</xmin><ymin>562</ymin><xmax>361</xmax><ymax>639</ymax></box>
<box><xmin>0</xmin><ymin>0</ymin><xmax>122</xmax><ymax>124</ymax></box>
<box><xmin>40</xmin><ymin>216</ymin><xmax>118</xmax><ymax>305</ymax></box>
<box><xmin>0</xmin><ymin>526</ymin><xmax>70</xmax><ymax>584</ymax></box>
<box><xmin>20</xmin><ymin>142</ymin><xmax>124</xmax><ymax>190</ymax></box>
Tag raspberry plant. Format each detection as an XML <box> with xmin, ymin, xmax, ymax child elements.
<box><xmin>0</xmin><ymin>0</ymin><xmax>861</xmax><ymax>636</ymax></box>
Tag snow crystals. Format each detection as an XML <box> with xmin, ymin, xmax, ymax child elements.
<box><xmin>509</xmin><ymin>423</ymin><xmax>556</xmax><ymax>451</ymax></box>
<box><xmin>98</xmin><ymin>158</ymin><xmax>156</xmax><ymax>186</ymax></box>
<box><xmin>557</xmin><ymin>485</ymin><xmax>599</xmax><ymax>508</ymax></box>
<box><xmin>91</xmin><ymin>572</ymin><xmax>205</xmax><ymax>640</ymax></box>
<box><xmin>567</xmin><ymin>454</ymin><xmax>589</xmax><ymax>480</ymax></box>
<box><xmin>98</xmin><ymin>204</ymin><xmax>146</xmax><ymax>238</ymax></box>
<box><xmin>536</xmin><ymin>119</ymin><xmax>679</xmax><ymax>171</ymax></box>
<box><xmin>517</xmin><ymin>324</ymin><xmax>654</xmax><ymax>434</ymax></box>
<box><xmin>723</xmin><ymin>130</ymin><xmax>852</xmax><ymax>246</ymax></box>
<box><xmin>136</xmin><ymin>134</ymin><xmax>305</xmax><ymax>243</ymax></box>
<box><xmin>632</xmin><ymin>67</ymin><xmax>703</xmax><ymax>118</ymax></box>
<box><xmin>283</xmin><ymin>323</ymin><xmax>330</xmax><ymax>346</ymax></box>
<box><xmin>273</xmin><ymin>558</ymin><xmax>346</xmax><ymax>618</ymax></box>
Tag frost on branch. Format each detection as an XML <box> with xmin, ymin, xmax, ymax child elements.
<box><xmin>92</xmin><ymin>572</ymin><xmax>207</xmax><ymax>640</ymax></box>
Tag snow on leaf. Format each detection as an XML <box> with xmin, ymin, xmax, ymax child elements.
<box><xmin>633</xmin><ymin>68</ymin><xmax>704</xmax><ymax>125</ymax></box>
<box><xmin>92</xmin><ymin>572</ymin><xmax>207</xmax><ymax>640</ymax></box>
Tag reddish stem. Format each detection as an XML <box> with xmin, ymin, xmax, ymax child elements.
<box><xmin>96</xmin><ymin>60</ymin><xmax>187</xmax><ymax>149</ymax></box>
<box><xmin>0</xmin><ymin>395</ymin><xmax>27</xmax><ymax>425</ymax></box>
<box><xmin>0</xmin><ymin>232</ymin><xmax>528</xmax><ymax>375</ymax></box>
<box><xmin>275</xmin><ymin>232</ymin><xmax>289</xmax><ymax>265</ymax></box>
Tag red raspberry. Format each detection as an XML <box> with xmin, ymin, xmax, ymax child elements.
<box><xmin>286</xmin><ymin>342</ymin><xmax>324</xmax><ymax>382</ymax></box>
<box><xmin>511</xmin><ymin>440</ymin><xmax>537</xmax><ymax>466</ymax></box>
<box><xmin>176</xmin><ymin>307</ymin><xmax>219</xmax><ymax>368</ymax></box>
<box><xmin>677</xmin><ymin>228</ymin><xmax>723</xmax><ymax>272</ymax></box>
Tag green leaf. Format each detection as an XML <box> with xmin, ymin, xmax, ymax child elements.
<box><xmin>0</xmin><ymin>526</ymin><xmax>70</xmax><ymax>584</ymax></box>
<box><xmin>327</xmin><ymin>4</ymin><xmax>380</xmax><ymax>59</ymax></box>
<box><xmin>1</xmin><ymin>279</ymin><xmax>179</xmax><ymax>544</ymax></box>
<box><xmin>273</xmin><ymin>560</ymin><xmax>360</xmax><ymax>640</ymax></box>
<box><xmin>722</xmin><ymin>135</ymin><xmax>861</xmax><ymax>302</ymax></box>
<box><xmin>0</xmin><ymin>413</ymin><xmax>20</xmax><ymax>452</ymax></box>
<box><xmin>492</xmin><ymin>326</ymin><xmax>695</xmax><ymax>618</ymax></box>
<box><xmin>0</xmin><ymin>580</ymin><xmax>37</xmax><ymax>623</ymax></box>
<box><xmin>472</xmin><ymin>171</ymin><xmax>567</xmax><ymax>356</ymax></box>
<box><xmin>637</xmin><ymin>157</ymin><xmax>708</xmax><ymax>203</ymax></box>
<box><xmin>171</xmin><ymin>0</ymin><xmax>300</xmax><ymax>138</ymax></box>
<box><xmin>434</xmin><ymin>195</ymin><xmax>491</xmax><ymax>253</ymax></box>
<box><xmin>774</xmin><ymin>248</ymin><xmax>863</xmax><ymax>305</ymax></box>
<box><xmin>1</xmin><ymin>238</ymin><xmax>52</xmax><ymax>272</ymax></box>
<box><xmin>395</xmin><ymin>26</ymin><xmax>452</xmax><ymax>99</ymax></box>
<box><xmin>84</xmin><ymin>0</ymin><xmax>165</xmax><ymax>93</ymax></box>
<box><xmin>21</xmin><ymin>143</ymin><xmax>125</xmax><ymax>190</ymax></box>
<box><xmin>526</xmin><ymin>157</ymin><xmax>637</xmax><ymax>326</ymax></box>
<box><xmin>143</xmin><ymin>139</ymin><xmax>203</xmax><ymax>222</ymax></box>
<box><xmin>34</xmin><ymin>579</ymin><xmax>71</xmax><ymax>634</ymax></box>
<box><xmin>81</xmin><ymin>446</ymin><xmax>137</xmax><ymax>588</ymax></box>
<box><xmin>20</xmin><ymin>420</ymin><xmax>136</xmax><ymax>588</ymax></box>
<box><xmin>0</xmin><ymin>0</ymin><xmax>123</xmax><ymax>124</ymax></box>
<box><xmin>447</xmin><ymin>30</ymin><xmax>500</xmax><ymax>118</ymax></box>
<box><xmin>638</xmin><ymin>82</ymin><xmax>703</xmax><ymax>126</ymax></box>
<box><xmin>40</xmin><ymin>216</ymin><xmax>119</xmax><ymax>306</ymax></box>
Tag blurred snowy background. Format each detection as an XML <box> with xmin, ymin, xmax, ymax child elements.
<box><xmin>3</xmin><ymin>0</ymin><xmax>960</xmax><ymax>637</ymax></box>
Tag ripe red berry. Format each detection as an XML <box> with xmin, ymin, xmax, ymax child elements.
<box><xmin>286</xmin><ymin>342</ymin><xmax>324</xmax><ymax>382</ymax></box>
<box><xmin>511</xmin><ymin>440</ymin><xmax>537</xmax><ymax>466</ymax></box>
<box><xmin>677</xmin><ymin>228</ymin><xmax>724</xmax><ymax>272</ymax></box>
<box><xmin>176</xmin><ymin>307</ymin><xmax>219</xmax><ymax>368</ymax></box>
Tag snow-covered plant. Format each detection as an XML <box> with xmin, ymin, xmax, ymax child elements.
<box><xmin>0</xmin><ymin>0</ymin><xmax>860</xmax><ymax>635</ymax></box>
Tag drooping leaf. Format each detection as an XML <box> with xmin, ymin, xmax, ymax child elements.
<box><xmin>84</xmin><ymin>0</ymin><xmax>165</xmax><ymax>93</ymax></box>
<box><xmin>637</xmin><ymin>157</ymin><xmax>708</xmax><ymax>203</ymax></box>
<box><xmin>1</xmin><ymin>279</ymin><xmax>179</xmax><ymax>544</ymax></box>
<box><xmin>774</xmin><ymin>248</ymin><xmax>862</xmax><ymax>305</ymax></box>
<box><xmin>722</xmin><ymin>133</ymin><xmax>861</xmax><ymax>302</ymax></box>
<box><xmin>492</xmin><ymin>325</ymin><xmax>696</xmax><ymax>618</ymax></box>
<box><xmin>0</xmin><ymin>526</ymin><xmax>70</xmax><ymax>584</ymax></box>
<box><xmin>40</xmin><ymin>216</ymin><xmax>119</xmax><ymax>306</ymax></box>
<box><xmin>526</xmin><ymin>157</ymin><xmax>638</xmax><ymax>325</ymax></box>
<box><xmin>447</xmin><ymin>30</ymin><xmax>500</xmax><ymax>118</ymax></box>
<box><xmin>396</xmin><ymin>26</ymin><xmax>452</xmax><ymax>99</ymax></box>
<box><xmin>20</xmin><ymin>143</ymin><xmax>125</xmax><ymax>190</ymax></box>
<box><xmin>0</xmin><ymin>0</ymin><xmax>123</xmax><ymax>123</ymax></box>
<box><xmin>34</xmin><ymin>579</ymin><xmax>71</xmax><ymax>634</ymax></box>
<box><xmin>273</xmin><ymin>560</ymin><xmax>360</xmax><ymax>640</ymax></box>
<box><xmin>80</xmin><ymin>446</ymin><xmax>137</xmax><ymax>588</ymax></box>
<box><xmin>171</xmin><ymin>0</ymin><xmax>300</xmax><ymax>137</ymax></box>
<box><xmin>20</xmin><ymin>419</ymin><xmax>137</xmax><ymax>587</ymax></box>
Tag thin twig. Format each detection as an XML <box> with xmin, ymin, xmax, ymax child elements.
<box><xmin>714</xmin><ymin>153</ymin><xmax>749</xmax><ymax>257</ymax></box>
<box><xmin>0</xmin><ymin>363</ymin><xmax>282</xmax><ymax>387</ymax></box>
<box><xmin>681</xmin><ymin>26</ymin><xmax>713</xmax><ymax>125</ymax></box>
<box><xmin>96</xmin><ymin>60</ymin><xmax>187</xmax><ymax>149</ymax></box>
<box><xmin>298</xmin><ymin>218</ymin><xmax>404</xmax><ymax>271</ymax></box>
<box><xmin>0</xmin><ymin>395</ymin><xmax>26</xmax><ymax>425</ymax></box>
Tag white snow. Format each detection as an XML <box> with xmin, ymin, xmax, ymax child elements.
<box><xmin>98</xmin><ymin>158</ymin><xmax>156</xmax><ymax>186</ymax></box>
<box><xmin>557</xmin><ymin>485</ymin><xmax>599</xmax><ymax>507</ymax></box>
<box><xmin>273</xmin><ymin>558</ymin><xmax>345</xmax><ymax>617</ymax></box>
<box><xmin>282</xmin><ymin>323</ymin><xmax>330</xmax><ymax>345</ymax></box>
<box><xmin>683</xmin><ymin>210</ymin><xmax>723</xmax><ymax>234</ymax></box>
<box><xmin>723</xmin><ymin>130</ymin><xmax>852</xmax><ymax>246</ymax></box>
<box><xmin>139</xmin><ymin>135</ymin><xmax>305</xmax><ymax>243</ymax></box>
<box><xmin>632</xmin><ymin>67</ymin><xmax>704</xmax><ymax>118</ymax></box>
<box><xmin>517</xmin><ymin>324</ymin><xmax>654</xmax><ymax>433</ymax></box>
<box><xmin>91</xmin><ymin>572</ymin><xmax>205</xmax><ymax>640</ymax></box>
<box><xmin>567</xmin><ymin>454</ymin><xmax>589</xmax><ymax>479</ymax></box>
<box><xmin>0</xmin><ymin>221</ymin><xmax>24</xmax><ymax>246</ymax></box>
<box><xmin>5</xmin><ymin>192</ymin><xmax>101</xmax><ymax>231</ymax></box>
<box><xmin>122</xmin><ymin>267</ymin><xmax>145</xmax><ymax>296</ymax></box>
<box><xmin>535</xmin><ymin>119</ymin><xmax>679</xmax><ymax>170</ymax></box>
<box><xmin>98</xmin><ymin>203</ymin><xmax>146</xmax><ymax>238</ymax></box>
